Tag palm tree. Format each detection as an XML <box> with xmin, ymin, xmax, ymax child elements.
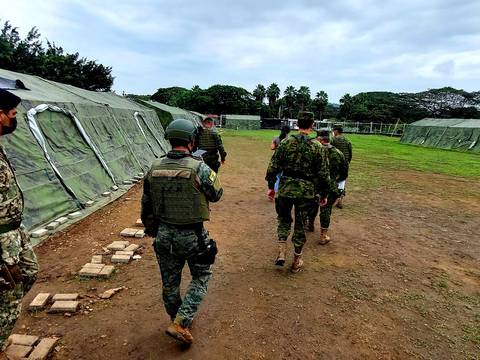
<box><xmin>339</xmin><ymin>93</ymin><xmax>353</xmax><ymax>119</ymax></box>
<box><xmin>266</xmin><ymin>83</ymin><xmax>280</xmax><ymax>108</ymax></box>
<box><xmin>252</xmin><ymin>84</ymin><xmax>266</xmax><ymax>103</ymax></box>
<box><xmin>313</xmin><ymin>90</ymin><xmax>328</xmax><ymax>119</ymax></box>
<box><xmin>284</xmin><ymin>86</ymin><xmax>297</xmax><ymax>118</ymax></box>
<box><xmin>296</xmin><ymin>86</ymin><xmax>311</xmax><ymax>112</ymax></box>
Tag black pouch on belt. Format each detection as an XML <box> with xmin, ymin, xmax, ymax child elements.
<box><xmin>194</xmin><ymin>227</ymin><xmax>218</xmax><ymax>265</ymax></box>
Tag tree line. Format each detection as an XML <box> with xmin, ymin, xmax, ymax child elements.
<box><xmin>0</xmin><ymin>21</ymin><xmax>113</xmax><ymax>91</ymax></box>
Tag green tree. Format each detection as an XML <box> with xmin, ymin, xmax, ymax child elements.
<box><xmin>283</xmin><ymin>86</ymin><xmax>297</xmax><ymax>118</ymax></box>
<box><xmin>312</xmin><ymin>90</ymin><xmax>328</xmax><ymax>120</ymax></box>
<box><xmin>266</xmin><ymin>83</ymin><xmax>280</xmax><ymax>108</ymax></box>
<box><xmin>296</xmin><ymin>86</ymin><xmax>311</xmax><ymax>112</ymax></box>
<box><xmin>339</xmin><ymin>93</ymin><xmax>353</xmax><ymax>119</ymax></box>
<box><xmin>252</xmin><ymin>84</ymin><xmax>266</xmax><ymax>102</ymax></box>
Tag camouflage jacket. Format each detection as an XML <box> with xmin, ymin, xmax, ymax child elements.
<box><xmin>0</xmin><ymin>147</ymin><xmax>23</xmax><ymax>227</ymax></box>
<box><xmin>197</xmin><ymin>128</ymin><xmax>227</xmax><ymax>164</ymax></box>
<box><xmin>331</xmin><ymin>135</ymin><xmax>352</xmax><ymax>163</ymax></box>
<box><xmin>323</xmin><ymin>143</ymin><xmax>348</xmax><ymax>196</ymax></box>
<box><xmin>266</xmin><ymin>133</ymin><xmax>330</xmax><ymax>199</ymax></box>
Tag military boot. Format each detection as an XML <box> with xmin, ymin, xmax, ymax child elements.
<box><xmin>335</xmin><ymin>195</ymin><xmax>344</xmax><ymax>209</ymax></box>
<box><xmin>291</xmin><ymin>252</ymin><xmax>304</xmax><ymax>273</ymax></box>
<box><xmin>275</xmin><ymin>242</ymin><xmax>287</xmax><ymax>266</ymax></box>
<box><xmin>319</xmin><ymin>228</ymin><xmax>331</xmax><ymax>245</ymax></box>
<box><xmin>166</xmin><ymin>323</ymin><xmax>194</xmax><ymax>345</ymax></box>
<box><xmin>306</xmin><ymin>219</ymin><xmax>315</xmax><ymax>232</ymax></box>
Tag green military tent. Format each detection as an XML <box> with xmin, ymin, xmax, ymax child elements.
<box><xmin>222</xmin><ymin>114</ymin><xmax>261</xmax><ymax>130</ymax></box>
<box><xmin>0</xmin><ymin>68</ymin><xmax>171</xmax><ymax>230</ymax></box>
<box><xmin>400</xmin><ymin>118</ymin><xmax>480</xmax><ymax>152</ymax></box>
<box><xmin>136</xmin><ymin>100</ymin><xmax>201</xmax><ymax>127</ymax></box>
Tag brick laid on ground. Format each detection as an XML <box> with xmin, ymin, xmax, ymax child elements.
<box><xmin>124</xmin><ymin>244</ymin><xmax>139</xmax><ymax>252</ymax></box>
<box><xmin>55</xmin><ymin>216</ymin><xmax>69</xmax><ymax>225</ymax></box>
<box><xmin>122</xmin><ymin>180</ymin><xmax>132</xmax><ymax>185</ymax></box>
<box><xmin>28</xmin><ymin>337</ymin><xmax>59</xmax><ymax>360</ymax></box>
<box><xmin>8</xmin><ymin>334</ymin><xmax>39</xmax><ymax>346</ymax></box>
<box><xmin>45</xmin><ymin>221</ymin><xmax>60</xmax><ymax>230</ymax></box>
<box><xmin>115</xmin><ymin>250</ymin><xmax>134</xmax><ymax>256</ymax></box>
<box><xmin>98</xmin><ymin>265</ymin><xmax>115</xmax><ymax>277</ymax></box>
<box><xmin>85</xmin><ymin>200</ymin><xmax>94</xmax><ymax>207</ymax></box>
<box><xmin>111</xmin><ymin>254</ymin><xmax>131</xmax><ymax>264</ymax></box>
<box><xmin>31</xmin><ymin>228</ymin><xmax>48</xmax><ymax>238</ymax></box>
<box><xmin>5</xmin><ymin>344</ymin><xmax>32</xmax><ymax>358</ymax></box>
<box><xmin>111</xmin><ymin>185</ymin><xmax>119</xmax><ymax>191</ymax></box>
<box><xmin>49</xmin><ymin>301</ymin><xmax>79</xmax><ymax>313</ymax></box>
<box><xmin>135</xmin><ymin>229</ymin><xmax>145</xmax><ymax>238</ymax></box>
<box><xmin>120</xmin><ymin>228</ymin><xmax>138</xmax><ymax>237</ymax></box>
<box><xmin>29</xmin><ymin>293</ymin><xmax>51</xmax><ymax>311</ymax></box>
<box><xmin>52</xmin><ymin>293</ymin><xmax>79</xmax><ymax>301</ymax></box>
<box><xmin>135</xmin><ymin>218</ymin><xmax>143</xmax><ymax>227</ymax></box>
<box><xmin>101</xmin><ymin>191</ymin><xmax>111</xmax><ymax>197</ymax></box>
<box><xmin>91</xmin><ymin>255</ymin><xmax>103</xmax><ymax>264</ymax></box>
<box><xmin>68</xmin><ymin>211</ymin><xmax>82</xmax><ymax>219</ymax></box>
<box><xmin>79</xmin><ymin>263</ymin><xmax>104</xmax><ymax>277</ymax></box>
<box><xmin>107</xmin><ymin>242</ymin><xmax>127</xmax><ymax>251</ymax></box>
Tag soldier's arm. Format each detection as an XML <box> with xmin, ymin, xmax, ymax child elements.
<box><xmin>215</xmin><ymin>133</ymin><xmax>227</xmax><ymax>162</ymax></box>
<box><xmin>140</xmin><ymin>170</ymin><xmax>158</xmax><ymax>236</ymax></box>
<box><xmin>348</xmin><ymin>141</ymin><xmax>353</xmax><ymax>162</ymax></box>
<box><xmin>198</xmin><ymin>162</ymin><xmax>223</xmax><ymax>202</ymax></box>
<box><xmin>337</xmin><ymin>151</ymin><xmax>349</xmax><ymax>181</ymax></box>
<box><xmin>316</xmin><ymin>147</ymin><xmax>331</xmax><ymax>198</ymax></box>
<box><xmin>265</xmin><ymin>144</ymin><xmax>283</xmax><ymax>189</ymax></box>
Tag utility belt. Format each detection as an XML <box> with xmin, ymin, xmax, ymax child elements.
<box><xmin>282</xmin><ymin>171</ymin><xmax>314</xmax><ymax>182</ymax></box>
<box><xmin>0</xmin><ymin>220</ymin><xmax>22</xmax><ymax>235</ymax></box>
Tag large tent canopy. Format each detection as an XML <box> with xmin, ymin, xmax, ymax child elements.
<box><xmin>400</xmin><ymin>118</ymin><xmax>480</xmax><ymax>152</ymax></box>
<box><xmin>222</xmin><ymin>114</ymin><xmax>261</xmax><ymax>129</ymax></box>
<box><xmin>0</xmin><ymin>68</ymin><xmax>171</xmax><ymax>229</ymax></box>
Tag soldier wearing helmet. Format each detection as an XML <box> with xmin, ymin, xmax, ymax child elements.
<box><xmin>196</xmin><ymin>117</ymin><xmax>226</xmax><ymax>173</ymax></box>
<box><xmin>141</xmin><ymin>119</ymin><xmax>223</xmax><ymax>345</ymax></box>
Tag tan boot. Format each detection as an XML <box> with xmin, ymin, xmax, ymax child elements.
<box><xmin>319</xmin><ymin>227</ymin><xmax>331</xmax><ymax>245</ymax></box>
<box><xmin>335</xmin><ymin>195</ymin><xmax>344</xmax><ymax>209</ymax></box>
<box><xmin>166</xmin><ymin>323</ymin><xmax>194</xmax><ymax>345</ymax></box>
<box><xmin>275</xmin><ymin>242</ymin><xmax>287</xmax><ymax>266</ymax></box>
<box><xmin>291</xmin><ymin>252</ymin><xmax>304</xmax><ymax>273</ymax></box>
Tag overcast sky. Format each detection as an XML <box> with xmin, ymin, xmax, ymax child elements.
<box><xmin>3</xmin><ymin>0</ymin><xmax>480</xmax><ymax>102</ymax></box>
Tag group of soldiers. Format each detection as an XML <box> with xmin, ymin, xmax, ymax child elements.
<box><xmin>1</xmin><ymin>93</ymin><xmax>352</xmax><ymax>350</ymax></box>
<box><xmin>266</xmin><ymin>111</ymin><xmax>352</xmax><ymax>272</ymax></box>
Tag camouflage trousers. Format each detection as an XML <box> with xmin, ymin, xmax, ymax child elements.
<box><xmin>275</xmin><ymin>196</ymin><xmax>311</xmax><ymax>252</ymax></box>
<box><xmin>0</xmin><ymin>227</ymin><xmax>39</xmax><ymax>349</ymax></box>
<box><xmin>153</xmin><ymin>223</ymin><xmax>212</xmax><ymax>328</ymax></box>
<box><xmin>308</xmin><ymin>193</ymin><xmax>338</xmax><ymax>229</ymax></box>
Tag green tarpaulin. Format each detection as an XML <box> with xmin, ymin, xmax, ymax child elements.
<box><xmin>400</xmin><ymin>118</ymin><xmax>480</xmax><ymax>153</ymax></box>
<box><xmin>0</xmin><ymin>68</ymin><xmax>171</xmax><ymax>229</ymax></box>
<box><xmin>223</xmin><ymin>114</ymin><xmax>260</xmax><ymax>129</ymax></box>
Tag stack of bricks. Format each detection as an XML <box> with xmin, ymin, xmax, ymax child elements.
<box><xmin>29</xmin><ymin>293</ymin><xmax>80</xmax><ymax>314</ymax></box>
<box><xmin>5</xmin><ymin>335</ymin><xmax>59</xmax><ymax>360</ymax></box>
<box><xmin>120</xmin><ymin>228</ymin><xmax>144</xmax><ymax>238</ymax></box>
<box><xmin>107</xmin><ymin>241</ymin><xmax>140</xmax><ymax>264</ymax></box>
<box><xmin>78</xmin><ymin>258</ymin><xmax>115</xmax><ymax>278</ymax></box>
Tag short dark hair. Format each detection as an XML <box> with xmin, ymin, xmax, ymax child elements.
<box><xmin>317</xmin><ymin>130</ymin><xmax>330</xmax><ymax>142</ymax></box>
<box><xmin>332</xmin><ymin>125</ymin><xmax>343</xmax><ymax>133</ymax></box>
<box><xmin>297</xmin><ymin>117</ymin><xmax>314</xmax><ymax>130</ymax></box>
<box><xmin>169</xmin><ymin>138</ymin><xmax>190</xmax><ymax>148</ymax></box>
<box><xmin>203</xmin><ymin>117</ymin><xmax>214</xmax><ymax>123</ymax></box>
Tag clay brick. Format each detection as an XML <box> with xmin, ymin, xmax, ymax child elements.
<box><xmin>8</xmin><ymin>334</ymin><xmax>39</xmax><ymax>346</ymax></box>
<box><xmin>45</xmin><ymin>221</ymin><xmax>60</xmax><ymax>230</ymax></box>
<box><xmin>85</xmin><ymin>200</ymin><xmax>94</xmax><ymax>207</ymax></box>
<box><xmin>101</xmin><ymin>191</ymin><xmax>111</xmax><ymax>197</ymax></box>
<box><xmin>55</xmin><ymin>216</ymin><xmax>69</xmax><ymax>225</ymax></box>
<box><xmin>67</xmin><ymin>211</ymin><xmax>82</xmax><ymax>219</ymax></box>
<box><xmin>134</xmin><ymin>229</ymin><xmax>145</xmax><ymax>238</ymax></box>
<box><xmin>91</xmin><ymin>255</ymin><xmax>103</xmax><ymax>264</ymax></box>
<box><xmin>124</xmin><ymin>244</ymin><xmax>139</xmax><ymax>252</ymax></box>
<box><xmin>29</xmin><ymin>293</ymin><xmax>51</xmax><ymax>311</ymax></box>
<box><xmin>131</xmin><ymin>178</ymin><xmax>139</xmax><ymax>183</ymax></box>
<box><xmin>111</xmin><ymin>254</ymin><xmax>131</xmax><ymax>264</ymax></box>
<box><xmin>120</xmin><ymin>228</ymin><xmax>137</xmax><ymax>237</ymax></box>
<box><xmin>82</xmin><ymin>263</ymin><xmax>104</xmax><ymax>269</ymax></box>
<box><xmin>98</xmin><ymin>265</ymin><xmax>115</xmax><ymax>277</ymax></box>
<box><xmin>122</xmin><ymin>180</ymin><xmax>132</xmax><ymax>185</ymax></box>
<box><xmin>135</xmin><ymin>218</ymin><xmax>143</xmax><ymax>227</ymax></box>
<box><xmin>49</xmin><ymin>301</ymin><xmax>79</xmax><ymax>313</ymax></box>
<box><xmin>137</xmin><ymin>172</ymin><xmax>144</xmax><ymax>177</ymax></box>
<box><xmin>111</xmin><ymin>185</ymin><xmax>119</xmax><ymax>191</ymax></box>
<box><xmin>28</xmin><ymin>337</ymin><xmax>58</xmax><ymax>360</ymax></box>
<box><xmin>107</xmin><ymin>242</ymin><xmax>126</xmax><ymax>251</ymax></box>
<box><xmin>115</xmin><ymin>250</ymin><xmax>134</xmax><ymax>256</ymax></box>
<box><xmin>31</xmin><ymin>228</ymin><xmax>48</xmax><ymax>238</ymax></box>
<box><xmin>79</xmin><ymin>265</ymin><xmax>103</xmax><ymax>277</ymax></box>
<box><xmin>5</xmin><ymin>344</ymin><xmax>32</xmax><ymax>358</ymax></box>
<box><xmin>52</xmin><ymin>293</ymin><xmax>79</xmax><ymax>301</ymax></box>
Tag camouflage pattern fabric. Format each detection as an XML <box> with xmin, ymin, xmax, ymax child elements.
<box><xmin>266</xmin><ymin>133</ymin><xmax>330</xmax><ymax>252</ymax></box>
<box><xmin>197</xmin><ymin>128</ymin><xmax>227</xmax><ymax>170</ymax></box>
<box><xmin>0</xmin><ymin>227</ymin><xmax>39</xmax><ymax>348</ymax></box>
<box><xmin>331</xmin><ymin>134</ymin><xmax>353</xmax><ymax>164</ymax></box>
<box><xmin>153</xmin><ymin>224</ymin><xmax>212</xmax><ymax>328</ymax></box>
<box><xmin>0</xmin><ymin>148</ymin><xmax>23</xmax><ymax>226</ymax></box>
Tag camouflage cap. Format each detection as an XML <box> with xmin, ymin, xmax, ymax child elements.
<box><xmin>297</xmin><ymin>111</ymin><xmax>314</xmax><ymax>121</ymax></box>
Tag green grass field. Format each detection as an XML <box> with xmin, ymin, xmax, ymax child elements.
<box><xmin>221</xmin><ymin>129</ymin><xmax>480</xmax><ymax>179</ymax></box>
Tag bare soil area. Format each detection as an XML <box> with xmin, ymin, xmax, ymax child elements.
<box><xmin>9</xmin><ymin>136</ymin><xmax>480</xmax><ymax>359</ymax></box>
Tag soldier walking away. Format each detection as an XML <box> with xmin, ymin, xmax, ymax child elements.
<box><xmin>0</xmin><ymin>90</ymin><xmax>39</xmax><ymax>350</ymax></box>
<box><xmin>307</xmin><ymin>130</ymin><xmax>348</xmax><ymax>244</ymax></box>
<box><xmin>265</xmin><ymin>112</ymin><xmax>330</xmax><ymax>272</ymax></box>
<box><xmin>196</xmin><ymin>117</ymin><xmax>227</xmax><ymax>173</ymax></box>
<box><xmin>271</xmin><ymin>124</ymin><xmax>291</xmax><ymax>150</ymax></box>
<box><xmin>331</xmin><ymin>125</ymin><xmax>352</xmax><ymax>208</ymax></box>
<box><xmin>141</xmin><ymin>119</ymin><xmax>223</xmax><ymax>345</ymax></box>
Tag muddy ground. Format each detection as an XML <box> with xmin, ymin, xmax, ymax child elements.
<box><xmin>9</xmin><ymin>135</ymin><xmax>480</xmax><ymax>359</ymax></box>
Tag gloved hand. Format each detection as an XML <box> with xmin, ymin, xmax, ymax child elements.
<box><xmin>319</xmin><ymin>197</ymin><xmax>328</xmax><ymax>207</ymax></box>
<box><xmin>267</xmin><ymin>189</ymin><xmax>275</xmax><ymax>201</ymax></box>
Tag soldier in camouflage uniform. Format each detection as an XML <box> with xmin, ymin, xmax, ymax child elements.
<box><xmin>196</xmin><ymin>117</ymin><xmax>227</xmax><ymax>173</ymax></box>
<box><xmin>331</xmin><ymin>125</ymin><xmax>352</xmax><ymax>208</ymax></box>
<box><xmin>0</xmin><ymin>90</ymin><xmax>39</xmax><ymax>349</ymax></box>
<box><xmin>265</xmin><ymin>112</ymin><xmax>330</xmax><ymax>272</ymax></box>
<box><xmin>141</xmin><ymin>119</ymin><xmax>223</xmax><ymax>345</ymax></box>
<box><xmin>307</xmin><ymin>130</ymin><xmax>348</xmax><ymax>243</ymax></box>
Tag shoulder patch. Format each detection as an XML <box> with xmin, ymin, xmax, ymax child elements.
<box><xmin>208</xmin><ymin>170</ymin><xmax>217</xmax><ymax>183</ymax></box>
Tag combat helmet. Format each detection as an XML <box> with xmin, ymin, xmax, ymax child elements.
<box><xmin>165</xmin><ymin>119</ymin><xmax>198</xmax><ymax>142</ymax></box>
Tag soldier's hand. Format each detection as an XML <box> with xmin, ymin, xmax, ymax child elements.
<box><xmin>267</xmin><ymin>189</ymin><xmax>275</xmax><ymax>201</ymax></box>
<box><xmin>221</xmin><ymin>160</ymin><xmax>225</xmax><ymax>165</ymax></box>
<box><xmin>319</xmin><ymin>197</ymin><xmax>328</xmax><ymax>207</ymax></box>
<box><xmin>8</xmin><ymin>264</ymin><xmax>24</xmax><ymax>283</ymax></box>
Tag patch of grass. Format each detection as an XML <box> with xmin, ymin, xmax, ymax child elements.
<box><xmin>221</xmin><ymin>129</ymin><xmax>480</xmax><ymax>179</ymax></box>
<box><xmin>462</xmin><ymin>321</ymin><xmax>480</xmax><ymax>344</ymax></box>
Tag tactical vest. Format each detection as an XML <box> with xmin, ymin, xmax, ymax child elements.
<box><xmin>198</xmin><ymin>129</ymin><xmax>217</xmax><ymax>150</ymax></box>
<box><xmin>149</xmin><ymin>156</ymin><xmax>210</xmax><ymax>225</ymax></box>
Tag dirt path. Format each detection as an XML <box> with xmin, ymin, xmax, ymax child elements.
<box><xmin>12</xmin><ymin>136</ymin><xmax>480</xmax><ymax>359</ymax></box>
